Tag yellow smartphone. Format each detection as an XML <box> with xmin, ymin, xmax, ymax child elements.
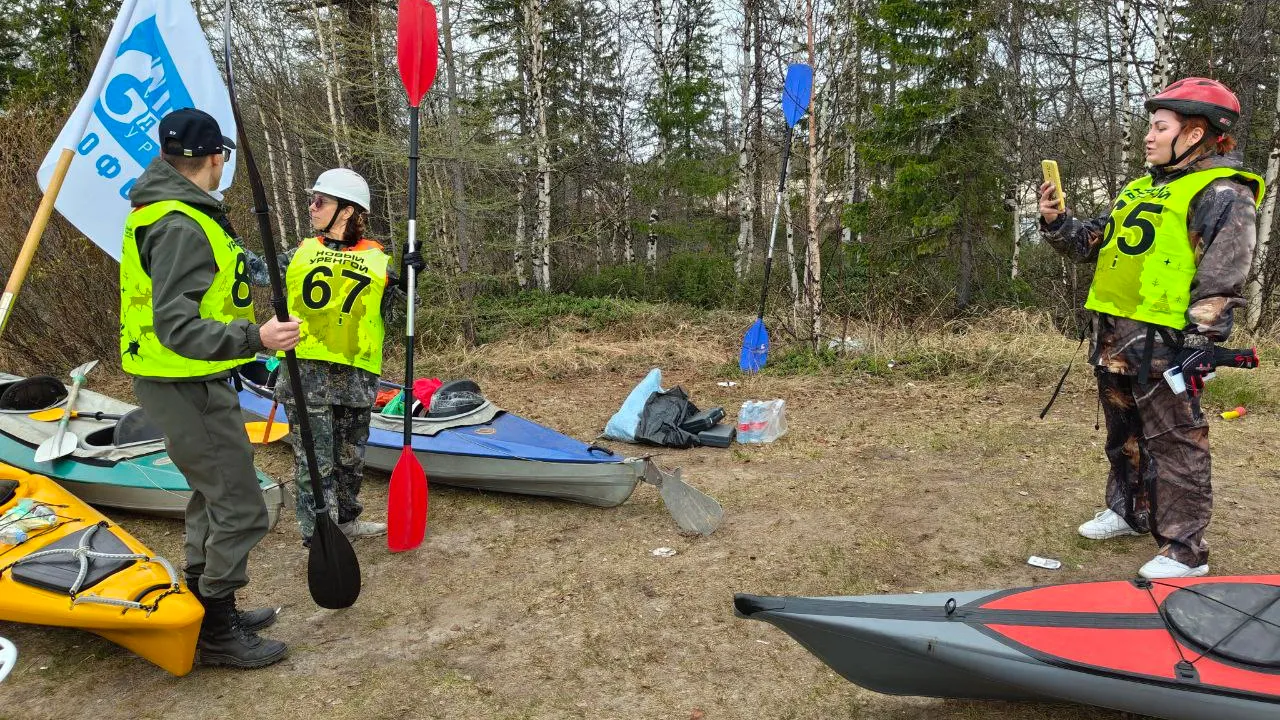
<box><xmin>1041</xmin><ymin>160</ymin><xmax>1065</xmax><ymax>212</ymax></box>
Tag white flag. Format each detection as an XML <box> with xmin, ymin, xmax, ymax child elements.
<box><xmin>36</xmin><ymin>0</ymin><xmax>237</xmax><ymax>261</ymax></box>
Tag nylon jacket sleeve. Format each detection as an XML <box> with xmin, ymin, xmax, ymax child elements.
<box><xmin>1039</xmin><ymin>211</ymin><xmax>1111</xmax><ymax>263</ymax></box>
<box><xmin>141</xmin><ymin>214</ymin><xmax>265</xmax><ymax>359</ymax></box>
<box><xmin>1184</xmin><ymin>178</ymin><xmax>1259</xmax><ymax>340</ymax></box>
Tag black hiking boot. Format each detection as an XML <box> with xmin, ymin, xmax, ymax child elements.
<box><xmin>187</xmin><ymin>577</ymin><xmax>280</xmax><ymax>632</ymax></box>
<box><xmin>195</xmin><ymin>594</ymin><xmax>289</xmax><ymax>669</ymax></box>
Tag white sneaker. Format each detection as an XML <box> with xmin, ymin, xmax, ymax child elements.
<box><xmin>1139</xmin><ymin>555</ymin><xmax>1209</xmax><ymax>579</ymax></box>
<box><xmin>339</xmin><ymin>519</ymin><xmax>387</xmax><ymax>540</ymax></box>
<box><xmin>1077</xmin><ymin>509</ymin><xmax>1141</xmax><ymax>540</ymax></box>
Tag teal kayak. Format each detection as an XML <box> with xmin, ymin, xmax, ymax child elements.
<box><xmin>0</xmin><ymin>371</ymin><xmax>283</xmax><ymax>526</ymax></box>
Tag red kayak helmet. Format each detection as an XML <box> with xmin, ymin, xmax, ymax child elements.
<box><xmin>1144</xmin><ymin>77</ymin><xmax>1240</xmax><ymax>134</ymax></box>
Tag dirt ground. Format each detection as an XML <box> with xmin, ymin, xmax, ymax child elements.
<box><xmin>3</xmin><ymin>319</ymin><xmax>1279</xmax><ymax>720</ymax></box>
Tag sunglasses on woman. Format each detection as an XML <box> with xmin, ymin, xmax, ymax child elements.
<box><xmin>310</xmin><ymin>194</ymin><xmax>334</xmax><ymax>209</ymax></box>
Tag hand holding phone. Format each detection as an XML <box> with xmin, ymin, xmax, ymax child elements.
<box><xmin>1041</xmin><ymin>160</ymin><xmax>1065</xmax><ymax>212</ymax></box>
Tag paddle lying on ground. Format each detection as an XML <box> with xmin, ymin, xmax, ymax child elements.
<box><xmin>32</xmin><ymin>360</ymin><xmax>98</xmax><ymax>463</ymax></box>
<box><xmin>28</xmin><ymin>408</ymin><xmax>123</xmax><ymax>423</ymax></box>
<box><xmin>739</xmin><ymin>63</ymin><xmax>814</xmax><ymax>374</ymax></box>
<box><xmin>640</xmin><ymin>461</ymin><xmax>723</xmax><ymax>535</ymax></box>
<box><xmin>223</xmin><ymin>0</ymin><xmax>359</xmax><ymax>609</ymax></box>
<box><xmin>387</xmin><ymin>0</ymin><xmax>439</xmax><ymax>553</ymax></box>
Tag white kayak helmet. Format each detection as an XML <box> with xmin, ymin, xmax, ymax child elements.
<box><xmin>306</xmin><ymin>168</ymin><xmax>370</xmax><ymax>212</ymax></box>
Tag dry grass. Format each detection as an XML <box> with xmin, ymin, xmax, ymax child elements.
<box><xmin>3</xmin><ymin>311</ymin><xmax>1280</xmax><ymax>720</ymax></box>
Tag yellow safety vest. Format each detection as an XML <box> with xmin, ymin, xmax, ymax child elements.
<box><xmin>285</xmin><ymin>237</ymin><xmax>389</xmax><ymax>374</ymax></box>
<box><xmin>119</xmin><ymin>201</ymin><xmax>255</xmax><ymax>377</ymax></box>
<box><xmin>1085</xmin><ymin>167</ymin><xmax>1264</xmax><ymax>328</ymax></box>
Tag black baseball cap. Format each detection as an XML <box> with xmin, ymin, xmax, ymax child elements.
<box><xmin>157</xmin><ymin>108</ymin><xmax>236</xmax><ymax>157</ymax></box>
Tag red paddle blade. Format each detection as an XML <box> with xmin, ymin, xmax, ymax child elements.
<box><xmin>387</xmin><ymin>445</ymin><xmax>428</xmax><ymax>552</ymax></box>
<box><xmin>397</xmin><ymin>0</ymin><xmax>439</xmax><ymax>107</ymax></box>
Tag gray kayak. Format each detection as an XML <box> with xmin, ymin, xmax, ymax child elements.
<box><xmin>735</xmin><ymin>576</ymin><xmax>1280</xmax><ymax>720</ymax></box>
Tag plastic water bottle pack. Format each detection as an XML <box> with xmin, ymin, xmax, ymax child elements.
<box><xmin>736</xmin><ymin>399</ymin><xmax>788</xmax><ymax>444</ymax></box>
<box><xmin>0</xmin><ymin>498</ymin><xmax>57</xmax><ymax>545</ymax></box>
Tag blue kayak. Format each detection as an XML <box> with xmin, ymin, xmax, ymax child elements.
<box><xmin>235</xmin><ymin>358</ymin><xmax>642</xmax><ymax>507</ymax></box>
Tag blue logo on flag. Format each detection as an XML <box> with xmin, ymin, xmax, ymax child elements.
<box><xmin>93</xmin><ymin>16</ymin><xmax>194</xmax><ymax>169</ymax></box>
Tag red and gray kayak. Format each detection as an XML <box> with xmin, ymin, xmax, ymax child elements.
<box><xmin>735</xmin><ymin>576</ymin><xmax>1280</xmax><ymax>720</ymax></box>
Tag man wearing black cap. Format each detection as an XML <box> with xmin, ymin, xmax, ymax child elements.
<box><xmin>119</xmin><ymin>107</ymin><xmax>299</xmax><ymax>668</ymax></box>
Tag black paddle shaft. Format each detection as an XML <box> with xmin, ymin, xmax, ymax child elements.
<box><xmin>221</xmin><ymin>34</ymin><xmax>324</xmax><ymax>517</ymax></box>
<box><xmin>403</xmin><ymin>105</ymin><xmax>419</xmax><ymax>446</ymax></box>
<box><xmin>756</xmin><ymin>130</ymin><xmax>794</xmax><ymax>321</ymax></box>
<box><xmin>224</xmin><ymin>0</ymin><xmax>358</xmax><ymax>610</ymax></box>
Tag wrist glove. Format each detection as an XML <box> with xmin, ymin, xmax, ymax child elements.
<box><xmin>1172</xmin><ymin>334</ymin><xmax>1215</xmax><ymax>397</ymax></box>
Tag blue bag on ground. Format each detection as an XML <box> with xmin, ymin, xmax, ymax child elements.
<box><xmin>603</xmin><ymin>368</ymin><xmax>663</xmax><ymax>442</ymax></box>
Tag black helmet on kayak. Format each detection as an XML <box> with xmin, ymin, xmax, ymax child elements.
<box><xmin>427</xmin><ymin>380</ymin><xmax>486</xmax><ymax>418</ymax></box>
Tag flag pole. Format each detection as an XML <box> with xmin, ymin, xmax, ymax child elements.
<box><xmin>0</xmin><ymin>0</ymin><xmax>141</xmax><ymax>337</ymax></box>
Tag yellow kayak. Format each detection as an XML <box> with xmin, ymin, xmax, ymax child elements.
<box><xmin>0</xmin><ymin>463</ymin><xmax>202</xmax><ymax>676</ymax></box>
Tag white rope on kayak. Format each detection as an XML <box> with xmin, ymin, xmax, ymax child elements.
<box><xmin>2</xmin><ymin>522</ymin><xmax>181</xmax><ymax>613</ymax></box>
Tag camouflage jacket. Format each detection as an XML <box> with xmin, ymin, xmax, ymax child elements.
<box><xmin>1039</xmin><ymin>153</ymin><xmax>1260</xmax><ymax>377</ymax></box>
<box><xmin>242</xmin><ymin>237</ymin><xmax>409</xmax><ymax>407</ymax></box>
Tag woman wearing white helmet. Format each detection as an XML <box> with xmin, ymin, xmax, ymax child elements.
<box><xmin>252</xmin><ymin>168</ymin><xmax>424</xmax><ymax>546</ymax></box>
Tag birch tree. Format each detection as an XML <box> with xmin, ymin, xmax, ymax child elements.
<box><xmin>1247</xmin><ymin>64</ymin><xmax>1280</xmax><ymax>329</ymax></box>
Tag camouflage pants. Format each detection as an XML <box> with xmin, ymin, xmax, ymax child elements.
<box><xmin>1096</xmin><ymin>369</ymin><xmax>1212</xmax><ymax>566</ymax></box>
<box><xmin>284</xmin><ymin>402</ymin><xmax>371</xmax><ymax>538</ymax></box>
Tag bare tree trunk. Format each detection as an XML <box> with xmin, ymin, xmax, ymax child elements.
<box><xmin>1150</xmin><ymin>0</ymin><xmax>1174</xmax><ymax>92</ymax></box>
<box><xmin>271</xmin><ymin>93</ymin><xmax>301</xmax><ymax>239</ymax></box>
<box><xmin>1116</xmin><ymin>0</ymin><xmax>1138</xmax><ymax>180</ymax></box>
<box><xmin>733</xmin><ymin>0</ymin><xmax>754</xmax><ymax>279</ymax></box>
<box><xmin>1246</xmin><ymin>56</ymin><xmax>1280</xmax><ymax>329</ymax></box>
<box><xmin>840</xmin><ymin>0</ymin><xmax>861</xmax><ymax>252</ymax></box>
<box><xmin>368</xmin><ymin>12</ymin><xmax>394</xmax><ymax>238</ymax></box>
<box><xmin>785</xmin><ymin>191</ymin><xmax>800</xmax><ymax>330</ymax></box>
<box><xmin>803</xmin><ymin>0</ymin><xmax>822</xmax><ymax>345</ymax></box>
<box><xmin>527</xmin><ymin>0</ymin><xmax>552</xmax><ymax>292</ymax></box>
<box><xmin>299</xmin><ymin>133</ymin><xmax>311</xmax><ymax>189</ymax></box>
<box><xmin>1007</xmin><ymin>0</ymin><xmax>1024</xmax><ymax>281</ymax></box>
<box><xmin>614</xmin><ymin>0</ymin><xmax>633</xmax><ymax>267</ymax></box>
<box><xmin>749</xmin><ymin>0</ymin><xmax>764</xmax><ymax>271</ymax></box>
<box><xmin>515</xmin><ymin>164</ymin><xmax>528</xmax><ymax>289</ymax></box>
<box><xmin>327</xmin><ymin>2</ymin><xmax>352</xmax><ymax>152</ymax></box>
<box><xmin>647</xmin><ymin>0</ymin><xmax>666</xmax><ymax>271</ymax></box>
<box><xmin>311</xmin><ymin>0</ymin><xmax>345</xmax><ymax>165</ymax></box>
<box><xmin>622</xmin><ymin>176</ymin><xmax>634</xmax><ymax>265</ymax></box>
<box><xmin>958</xmin><ymin>222</ymin><xmax>974</xmax><ymax>309</ymax></box>
<box><xmin>594</xmin><ymin>193</ymin><xmax>604</xmax><ymax>273</ymax></box>
<box><xmin>257</xmin><ymin>105</ymin><xmax>289</xmax><ymax>243</ymax></box>
<box><xmin>439</xmin><ymin>0</ymin><xmax>475</xmax><ymax>342</ymax></box>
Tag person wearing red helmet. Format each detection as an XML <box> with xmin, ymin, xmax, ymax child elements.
<box><xmin>1038</xmin><ymin>78</ymin><xmax>1264</xmax><ymax>579</ymax></box>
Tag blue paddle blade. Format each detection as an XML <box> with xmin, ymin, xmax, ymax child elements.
<box><xmin>739</xmin><ymin>319</ymin><xmax>770</xmax><ymax>373</ymax></box>
<box><xmin>782</xmin><ymin>63</ymin><xmax>813</xmax><ymax>128</ymax></box>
